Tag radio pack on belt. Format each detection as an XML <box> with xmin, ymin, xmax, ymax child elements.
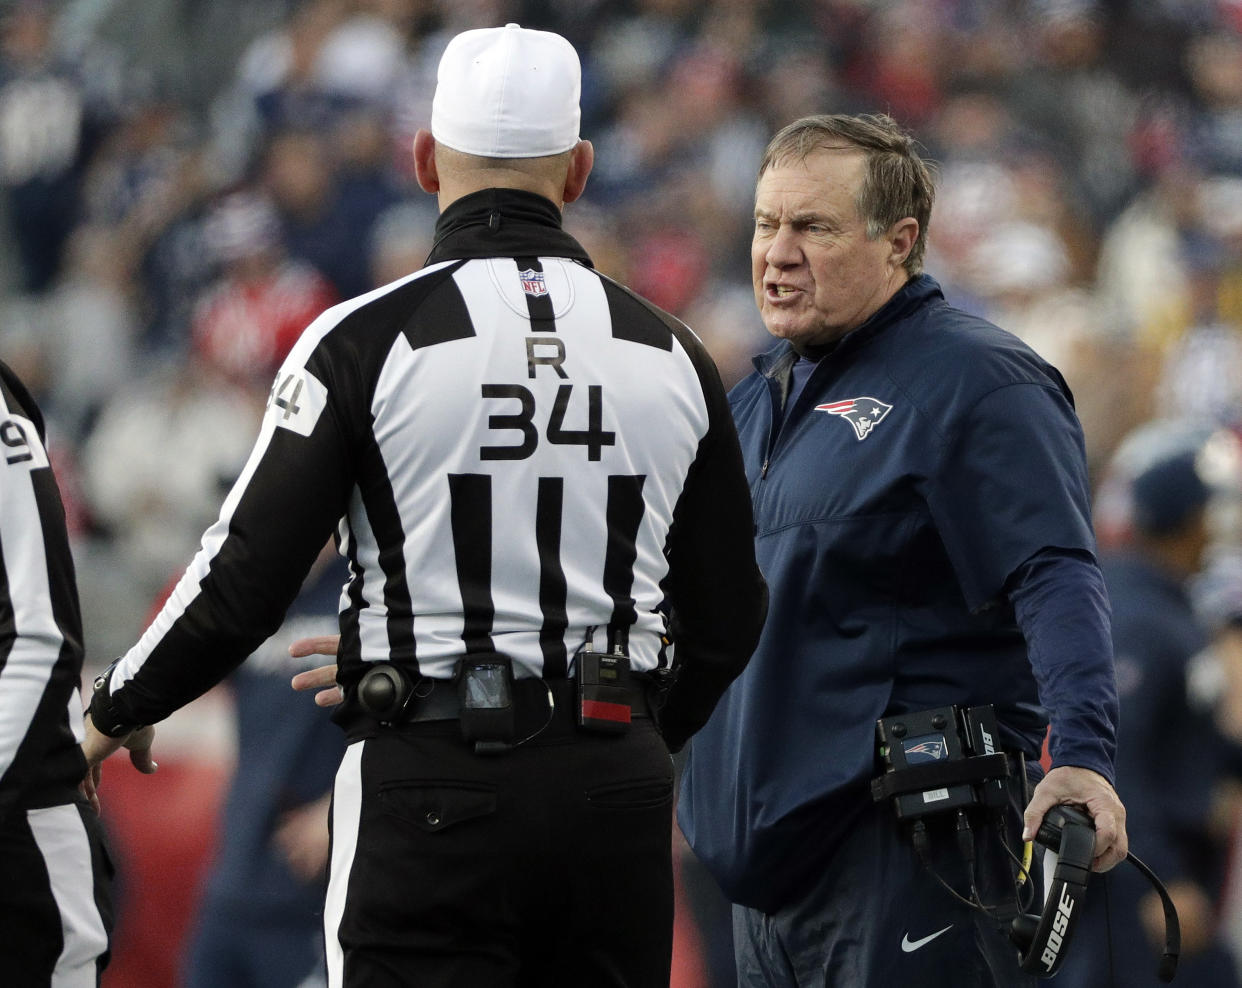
<box><xmin>574</xmin><ymin>641</ymin><xmax>632</xmax><ymax>734</ymax></box>
<box><xmin>872</xmin><ymin>704</ymin><xmax>1011</xmax><ymax>819</ymax></box>
<box><xmin>457</xmin><ymin>654</ymin><xmax>517</xmax><ymax>754</ymax></box>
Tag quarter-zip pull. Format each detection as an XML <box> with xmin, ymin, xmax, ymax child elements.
<box><xmin>761</xmin><ymin>458</ymin><xmax>770</xmax><ymax>478</ymax></box>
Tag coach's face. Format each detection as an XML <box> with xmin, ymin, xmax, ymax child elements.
<box><xmin>752</xmin><ymin>148</ymin><xmax>915</xmax><ymax>348</ymax></box>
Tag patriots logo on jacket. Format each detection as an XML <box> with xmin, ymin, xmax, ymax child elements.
<box><xmin>815</xmin><ymin>397</ymin><xmax>893</xmax><ymax>440</ymax></box>
<box><xmin>519</xmin><ymin>268</ymin><xmax>548</xmax><ymax>297</ymax></box>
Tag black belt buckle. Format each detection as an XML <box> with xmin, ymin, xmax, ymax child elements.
<box><xmin>575</xmin><ymin>649</ymin><xmax>632</xmax><ymax>734</ymax></box>
<box><xmin>457</xmin><ymin>655</ymin><xmax>516</xmax><ymax>754</ymax></box>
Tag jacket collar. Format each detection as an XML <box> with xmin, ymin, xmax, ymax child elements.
<box><xmin>425</xmin><ymin>188</ymin><xmax>593</xmax><ymax>267</ymax></box>
<box><xmin>754</xmin><ymin>274</ymin><xmax>944</xmax><ymax>377</ymax></box>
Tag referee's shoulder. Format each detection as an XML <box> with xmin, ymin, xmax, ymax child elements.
<box><xmin>326</xmin><ymin>261</ymin><xmax>461</xmax><ymax>329</ymax></box>
<box><xmin>0</xmin><ymin>358</ymin><xmax>45</xmax><ymax>437</ymax></box>
<box><xmin>293</xmin><ymin>261</ymin><xmax>465</xmax><ymax>359</ymax></box>
<box><xmin>590</xmin><ymin>269</ymin><xmax>711</xmax><ymax>356</ymax></box>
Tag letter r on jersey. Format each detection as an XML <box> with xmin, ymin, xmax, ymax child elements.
<box><xmin>527</xmin><ymin>337</ymin><xmax>568</xmax><ymax>379</ymax></box>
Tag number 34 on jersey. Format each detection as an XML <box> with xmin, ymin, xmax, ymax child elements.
<box><xmin>479</xmin><ymin>334</ymin><xmax>615</xmax><ymax>462</ymax></box>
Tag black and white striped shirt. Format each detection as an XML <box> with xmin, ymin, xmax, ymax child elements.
<box><xmin>94</xmin><ymin>189</ymin><xmax>766</xmax><ymax>748</ymax></box>
<box><xmin>0</xmin><ymin>360</ymin><xmax>88</xmax><ymax>820</ymax></box>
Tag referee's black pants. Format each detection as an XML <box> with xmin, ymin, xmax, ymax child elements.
<box><xmin>323</xmin><ymin>711</ymin><xmax>674</xmax><ymax>987</ymax></box>
<box><xmin>0</xmin><ymin>799</ymin><xmax>113</xmax><ymax>987</ymax></box>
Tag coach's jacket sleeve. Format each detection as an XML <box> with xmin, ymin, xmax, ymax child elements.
<box><xmin>89</xmin><ymin>350</ymin><xmax>354</xmax><ymax>735</ymax></box>
<box><xmin>657</xmin><ymin>345</ymin><xmax>767</xmax><ymax>752</ymax></box>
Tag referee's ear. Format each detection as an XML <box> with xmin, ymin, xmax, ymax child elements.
<box><xmin>562</xmin><ymin>139</ymin><xmax>594</xmax><ymax>204</ymax></box>
<box><xmin>413</xmin><ymin>129</ymin><xmax>440</xmax><ymax>195</ymax></box>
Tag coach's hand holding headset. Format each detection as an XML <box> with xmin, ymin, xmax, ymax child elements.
<box><xmin>1010</xmin><ymin>804</ymin><xmax>1180</xmax><ymax>982</ymax></box>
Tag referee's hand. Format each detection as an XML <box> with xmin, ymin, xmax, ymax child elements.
<box><xmin>289</xmin><ymin>635</ymin><xmax>343</xmax><ymax>707</ymax></box>
<box><xmin>79</xmin><ymin>715</ymin><xmax>158</xmax><ymax>814</ymax></box>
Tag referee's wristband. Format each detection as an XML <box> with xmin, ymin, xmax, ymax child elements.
<box><xmin>89</xmin><ymin>659</ymin><xmax>142</xmax><ymax>738</ymax></box>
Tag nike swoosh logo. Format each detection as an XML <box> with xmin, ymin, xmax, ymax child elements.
<box><xmin>901</xmin><ymin>926</ymin><xmax>953</xmax><ymax>952</ymax></box>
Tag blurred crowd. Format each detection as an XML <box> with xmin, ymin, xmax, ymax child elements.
<box><xmin>0</xmin><ymin>0</ymin><xmax>1238</xmax><ymax>656</ymax></box>
<box><xmin>5</xmin><ymin>0</ymin><xmax>1242</xmax><ymax>981</ymax></box>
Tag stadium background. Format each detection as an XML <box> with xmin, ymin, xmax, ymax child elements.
<box><xmin>2</xmin><ymin>0</ymin><xmax>1242</xmax><ymax>984</ymax></box>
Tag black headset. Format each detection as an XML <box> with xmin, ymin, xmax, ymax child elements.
<box><xmin>1010</xmin><ymin>804</ymin><xmax>1181</xmax><ymax>982</ymax></box>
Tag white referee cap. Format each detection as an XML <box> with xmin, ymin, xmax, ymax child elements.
<box><xmin>431</xmin><ymin>23</ymin><xmax>582</xmax><ymax>159</ymax></box>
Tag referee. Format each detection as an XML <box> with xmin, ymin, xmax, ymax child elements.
<box><xmin>0</xmin><ymin>359</ymin><xmax>118</xmax><ymax>986</ymax></box>
<box><xmin>82</xmin><ymin>23</ymin><xmax>767</xmax><ymax>988</ymax></box>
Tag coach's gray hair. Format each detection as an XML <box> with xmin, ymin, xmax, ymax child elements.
<box><xmin>758</xmin><ymin>114</ymin><xmax>936</xmax><ymax>276</ymax></box>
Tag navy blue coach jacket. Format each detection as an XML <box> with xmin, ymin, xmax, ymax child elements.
<box><xmin>679</xmin><ymin>275</ymin><xmax>1115</xmax><ymax>912</ymax></box>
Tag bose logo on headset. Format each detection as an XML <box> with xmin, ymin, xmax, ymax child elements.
<box><xmin>1011</xmin><ymin>804</ymin><xmax>1181</xmax><ymax>982</ymax></box>
<box><xmin>1040</xmin><ymin>885</ymin><xmax>1075</xmax><ymax>971</ymax></box>
<box><xmin>1010</xmin><ymin>804</ymin><xmax>1094</xmax><ymax>978</ymax></box>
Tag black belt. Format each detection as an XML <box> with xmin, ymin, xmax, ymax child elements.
<box><xmin>371</xmin><ymin>673</ymin><xmax>653</xmax><ymax>731</ymax></box>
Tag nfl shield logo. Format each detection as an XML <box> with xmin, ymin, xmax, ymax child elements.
<box><xmin>519</xmin><ymin>268</ymin><xmax>548</xmax><ymax>298</ymax></box>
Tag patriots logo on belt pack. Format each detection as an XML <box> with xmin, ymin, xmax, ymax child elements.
<box><xmin>902</xmin><ymin>737</ymin><xmax>948</xmax><ymax>763</ymax></box>
<box><xmin>816</xmin><ymin>396</ymin><xmax>893</xmax><ymax>440</ymax></box>
<box><xmin>519</xmin><ymin>268</ymin><xmax>548</xmax><ymax>298</ymax></box>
